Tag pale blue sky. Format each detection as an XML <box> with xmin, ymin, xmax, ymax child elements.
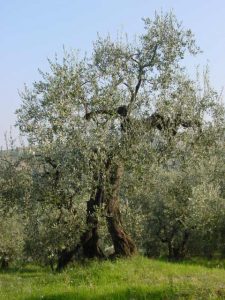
<box><xmin>1</xmin><ymin>0</ymin><xmax>225</xmax><ymax>146</ymax></box>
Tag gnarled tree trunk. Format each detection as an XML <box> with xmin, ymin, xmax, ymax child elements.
<box><xmin>81</xmin><ymin>185</ymin><xmax>105</xmax><ymax>258</ymax></box>
<box><xmin>56</xmin><ymin>183</ymin><xmax>105</xmax><ymax>270</ymax></box>
<box><xmin>106</xmin><ymin>163</ymin><xmax>136</xmax><ymax>256</ymax></box>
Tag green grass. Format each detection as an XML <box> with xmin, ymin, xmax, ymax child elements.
<box><xmin>1</xmin><ymin>256</ymin><xmax>225</xmax><ymax>299</ymax></box>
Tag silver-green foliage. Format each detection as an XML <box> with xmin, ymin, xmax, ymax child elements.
<box><xmin>0</xmin><ymin>145</ymin><xmax>30</xmax><ymax>267</ymax></box>
<box><xmin>15</xmin><ymin>11</ymin><xmax>225</xmax><ymax>260</ymax></box>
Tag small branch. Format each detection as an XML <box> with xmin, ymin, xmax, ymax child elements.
<box><xmin>122</xmin><ymin>82</ymin><xmax>134</xmax><ymax>96</ymax></box>
<box><xmin>142</xmin><ymin>44</ymin><xmax>158</xmax><ymax>69</ymax></box>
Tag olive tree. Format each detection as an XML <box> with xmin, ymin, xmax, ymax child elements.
<box><xmin>17</xmin><ymin>12</ymin><xmax>205</xmax><ymax>267</ymax></box>
<box><xmin>0</xmin><ymin>144</ymin><xmax>31</xmax><ymax>269</ymax></box>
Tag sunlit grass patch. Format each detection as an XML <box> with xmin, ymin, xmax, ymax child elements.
<box><xmin>1</xmin><ymin>256</ymin><xmax>225</xmax><ymax>299</ymax></box>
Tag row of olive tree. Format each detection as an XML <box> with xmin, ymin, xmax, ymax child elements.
<box><xmin>122</xmin><ymin>115</ymin><xmax>225</xmax><ymax>259</ymax></box>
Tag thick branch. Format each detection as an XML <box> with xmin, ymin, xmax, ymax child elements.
<box><xmin>85</xmin><ymin>105</ymin><xmax>128</xmax><ymax>120</ymax></box>
<box><xmin>146</xmin><ymin>112</ymin><xmax>201</xmax><ymax>134</ymax></box>
<box><xmin>128</xmin><ymin>45</ymin><xmax>158</xmax><ymax>109</ymax></box>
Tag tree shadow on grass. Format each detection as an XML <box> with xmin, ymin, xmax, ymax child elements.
<box><xmin>0</xmin><ymin>263</ymin><xmax>47</xmax><ymax>273</ymax></box>
<box><xmin>176</xmin><ymin>258</ymin><xmax>225</xmax><ymax>270</ymax></box>
<box><xmin>24</xmin><ymin>287</ymin><xmax>189</xmax><ymax>300</ymax></box>
<box><xmin>0</xmin><ymin>266</ymin><xmax>45</xmax><ymax>280</ymax></box>
<box><xmin>157</xmin><ymin>256</ymin><xmax>225</xmax><ymax>270</ymax></box>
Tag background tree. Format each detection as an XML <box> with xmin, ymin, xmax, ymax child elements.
<box><xmin>0</xmin><ymin>140</ymin><xmax>31</xmax><ymax>269</ymax></box>
<box><xmin>122</xmin><ymin>75</ymin><xmax>225</xmax><ymax>259</ymax></box>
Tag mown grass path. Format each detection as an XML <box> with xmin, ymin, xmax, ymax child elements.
<box><xmin>1</xmin><ymin>256</ymin><xmax>225</xmax><ymax>299</ymax></box>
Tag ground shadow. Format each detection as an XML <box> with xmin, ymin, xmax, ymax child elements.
<box><xmin>0</xmin><ymin>266</ymin><xmax>45</xmax><ymax>280</ymax></box>
<box><xmin>0</xmin><ymin>268</ymin><xmax>40</xmax><ymax>274</ymax></box>
<box><xmin>24</xmin><ymin>286</ymin><xmax>191</xmax><ymax>300</ymax></box>
<box><xmin>176</xmin><ymin>258</ymin><xmax>225</xmax><ymax>270</ymax></box>
<box><xmin>155</xmin><ymin>256</ymin><xmax>225</xmax><ymax>270</ymax></box>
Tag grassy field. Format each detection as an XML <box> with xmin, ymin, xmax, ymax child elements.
<box><xmin>1</xmin><ymin>256</ymin><xmax>225</xmax><ymax>299</ymax></box>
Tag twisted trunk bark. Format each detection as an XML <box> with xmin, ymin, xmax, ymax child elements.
<box><xmin>81</xmin><ymin>185</ymin><xmax>105</xmax><ymax>258</ymax></box>
<box><xmin>56</xmin><ymin>163</ymin><xmax>136</xmax><ymax>269</ymax></box>
<box><xmin>106</xmin><ymin>164</ymin><xmax>136</xmax><ymax>256</ymax></box>
<box><xmin>56</xmin><ymin>184</ymin><xmax>105</xmax><ymax>271</ymax></box>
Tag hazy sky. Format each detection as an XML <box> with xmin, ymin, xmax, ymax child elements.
<box><xmin>1</xmin><ymin>0</ymin><xmax>225</xmax><ymax>146</ymax></box>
